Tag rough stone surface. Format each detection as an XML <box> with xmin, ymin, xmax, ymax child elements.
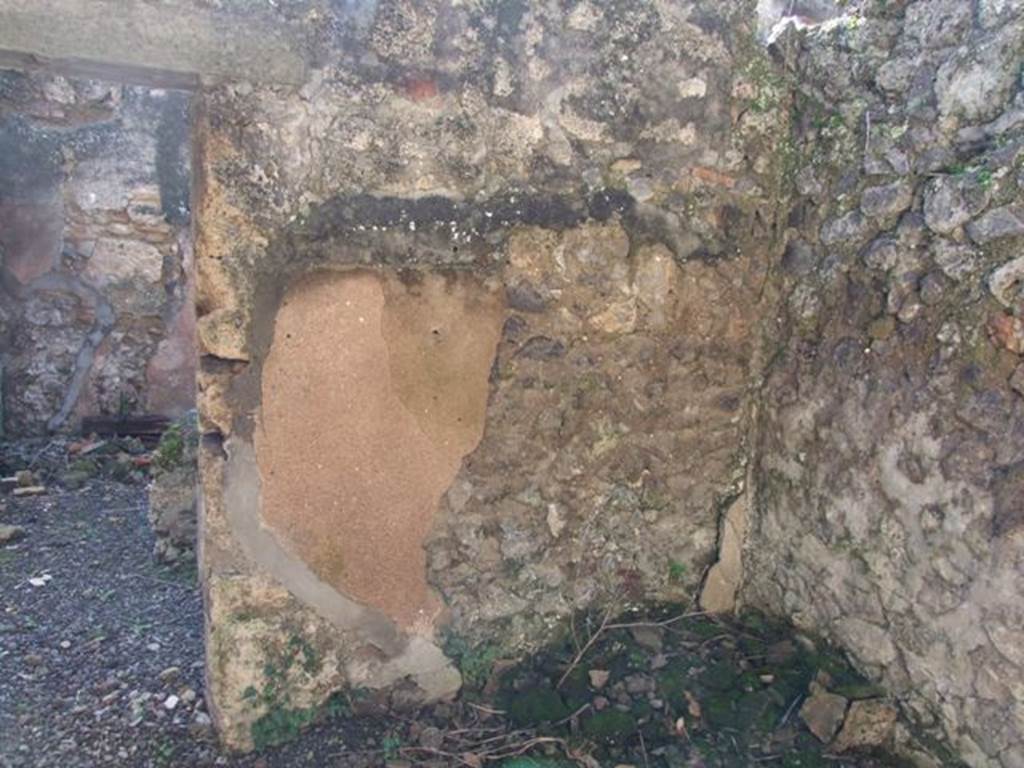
<box><xmin>799</xmin><ymin>686</ymin><xmax>849</xmax><ymax>743</ymax></box>
<box><xmin>0</xmin><ymin>69</ymin><xmax>196</xmax><ymax>434</ymax></box>
<box><xmin>192</xmin><ymin>0</ymin><xmax>787</xmax><ymax>750</ymax></box>
<box><xmin>5</xmin><ymin>0</ymin><xmax>1018</xmax><ymax>765</ymax></box>
<box><xmin>742</xmin><ymin>3</ymin><xmax>1024</xmax><ymax>767</ymax></box>
<box><xmin>833</xmin><ymin>699</ymin><xmax>899</xmax><ymax>753</ymax></box>
<box><xmin>968</xmin><ymin>205</ymin><xmax>1024</xmax><ymax>244</ymax></box>
<box><xmin>989</xmin><ymin>255</ymin><xmax>1024</xmax><ymax>309</ymax></box>
<box><xmin>700</xmin><ymin>492</ymin><xmax>748</xmax><ymax>614</ymax></box>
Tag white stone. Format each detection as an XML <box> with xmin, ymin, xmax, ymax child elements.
<box><xmin>546</xmin><ymin>504</ymin><xmax>566</xmax><ymax>538</ymax></box>
<box><xmin>678</xmin><ymin>77</ymin><xmax>707</xmax><ymax>99</ymax></box>
<box><xmin>989</xmin><ymin>256</ymin><xmax>1024</xmax><ymax>308</ymax></box>
<box><xmin>936</xmin><ymin>32</ymin><xmax>1021</xmax><ymax>123</ymax></box>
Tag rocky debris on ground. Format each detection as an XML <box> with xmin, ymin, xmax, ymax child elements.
<box><xmin>0</xmin><ymin>523</ymin><xmax>25</xmax><ymax>543</ymax></box>
<box><xmin>426</xmin><ymin>606</ymin><xmax>905</xmax><ymax>768</ymax></box>
<box><xmin>0</xmin><ymin>432</ymin><xmax>168</xmax><ymax>496</ymax></box>
<box><xmin>0</xmin><ymin>481</ymin><xmax>213</xmax><ymax>768</ymax></box>
<box><xmin>1</xmin><ymin>470</ymin><xmax>46</xmax><ymax>496</ymax></box>
<box><xmin>798</xmin><ymin>676</ymin><xmax>898</xmax><ymax>754</ymax></box>
<box><xmin>799</xmin><ymin>681</ymin><xmax>848</xmax><ymax>742</ymax></box>
<box><xmin>833</xmin><ymin>700</ymin><xmax>900</xmax><ymax>754</ymax></box>
<box><xmin>0</xmin><ymin>474</ymin><xmax>905</xmax><ymax>768</ymax></box>
<box><xmin>147</xmin><ymin>412</ymin><xmax>199</xmax><ymax>563</ymax></box>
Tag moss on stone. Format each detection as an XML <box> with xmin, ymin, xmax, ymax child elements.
<box><xmin>443</xmin><ymin>634</ymin><xmax>502</xmax><ymax>691</ymax></box>
<box><xmin>152</xmin><ymin>413</ymin><xmax>198</xmax><ymax>473</ymax></box>
<box><xmin>700</xmin><ymin>660</ymin><xmax>740</xmax><ymax>691</ymax></box>
<box><xmin>505</xmin><ymin>688</ymin><xmax>570</xmax><ymax>727</ymax></box>
<box><xmin>499</xmin><ymin>758</ymin><xmax>574</xmax><ymax>768</ymax></box>
<box><xmin>580</xmin><ymin>709</ymin><xmax>637</xmax><ymax>743</ymax></box>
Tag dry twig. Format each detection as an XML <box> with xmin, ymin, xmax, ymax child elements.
<box><xmin>556</xmin><ymin>608</ymin><xmax>708</xmax><ymax>688</ymax></box>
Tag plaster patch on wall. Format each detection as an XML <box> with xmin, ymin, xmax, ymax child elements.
<box><xmin>255</xmin><ymin>269</ymin><xmax>504</xmax><ymax>630</ymax></box>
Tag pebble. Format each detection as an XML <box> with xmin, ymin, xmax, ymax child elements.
<box><xmin>799</xmin><ymin>687</ymin><xmax>849</xmax><ymax>743</ymax></box>
<box><xmin>832</xmin><ymin>699</ymin><xmax>898</xmax><ymax>752</ymax></box>
<box><xmin>146</xmin><ymin>642</ymin><xmax>160</xmax><ymax>652</ymax></box>
<box><xmin>588</xmin><ymin>669</ymin><xmax>610</xmax><ymax>689</ymax></box>
<box><xmin>860</xmin><ymin>180</ymin><xmax>913</xmax><ymax>220</ymax></box>
<box><xmin>59</xmin><ymin>640</ymin><xmax>71</xmax><ymax>650</ymax></box>
<box><xmin>128</xmin><ymin>691</ymin><xmax>150</xmax><ymax>726</ymax></box>
<box><xmin>158</xmin><ymin>666</ymin><xmax>181</xmax><ymax>683</ymax></box>
<box><xmin>630</xmin><ymin>626</ymin><xmax>664</xmax><ymax>653</ymax></box>
<box><xmin>164</xmin><ymin>694</ymin><xmax>180</xmax><ymax>710</ymax></box>
<box><xmin>189</xmin><ymin>711</ymin><xmax>214</xmax><ymax>739</ymax></box>
<box><xmin>0</xmin><ymin>524</ymin><xmax>25</xmax><ymax>544</ymax></box>
<box><xmin>988</xmin><ymin>255</ymin><xmax>1024</xmax><ymax>309</ymax></box>
<box><xmin>923</xmin><ymin>175</ymin><xmax>989</xmax><ymax>235</ymax></box>
<box><xmin>624</xmin><ymin>674</ymin><xmax>654</xmax><ymax>695</ymax></box>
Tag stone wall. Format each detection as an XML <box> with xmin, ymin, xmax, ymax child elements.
<box><xmin>0</xmin><ymin>69</ymin><xmax>195</xmax><ymax>436</ymax></box>
<box><xmin>1</xmin><ymin>1</ymin><xmax>1014</xmax><ymax>764</ymax></box>
<box><xmin>192</xmin><ymin>0</ymin><xmax>791</xmax><ymax>748</ymax></box>
<box><xmin>742</xmin><ymin>2</ymin><xmax>1024</xmax><ymax>766</ymax></box>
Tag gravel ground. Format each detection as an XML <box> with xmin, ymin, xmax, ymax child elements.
<box><xmin>0</xmin><ymin>478</ymin><xmax>408</xmax><ymax>768</ymax></box>
<box><xmin>0</xmin><ymin>482</ymin><xmax>218</xmax><ymax>767</ymax></box>
<box><xmin>1</xmin><ymin>478</ymin><xmax>907</xmax><ymax>768</ymax></box>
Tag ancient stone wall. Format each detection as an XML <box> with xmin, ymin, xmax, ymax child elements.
<box><xmin>742</xmin><ymin>2</ymin><xmax>1024</xmax><ymax>766</ymax></box>
<box><xmin>3</xmin><ymin>0</ymin><xmax>1012</xmax><ymax>763</ymax></box>
<box><xmin>0</xmin><ymin>69</ymin><xmax>195</xmax><ymax>436</ymax></box>
<box><xmin>192</xmin><ymin>0</ymin><xmax>792</xmax><ymax>748</ymax></box>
